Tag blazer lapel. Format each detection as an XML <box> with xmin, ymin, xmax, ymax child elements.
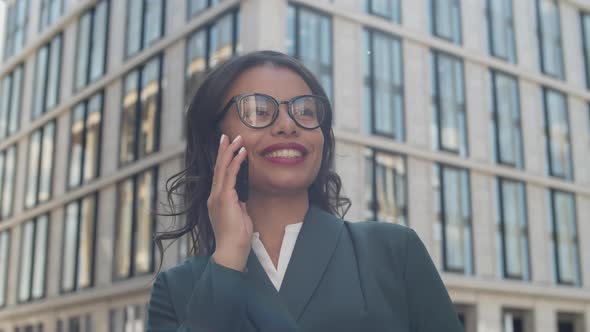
<box><xmin>278</xmin><ymin>204</ymin><xmax>344</xmax><ymax>321</ymax></box>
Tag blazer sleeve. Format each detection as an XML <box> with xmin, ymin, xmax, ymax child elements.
<box><xmin>403</xmin><ymin>228</ymin><xmax>463</xmax><ymax>332</ymax></box>
<box><xmin>147</xmin><ymin>256</ymin><xmax>249</xmax><ymax>332</ymax></box>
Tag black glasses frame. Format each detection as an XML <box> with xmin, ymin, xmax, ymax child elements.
<box><xmin>215</xmin><ymin>92</ymin><xmax>328</xmax><ymax>130</ymax></box>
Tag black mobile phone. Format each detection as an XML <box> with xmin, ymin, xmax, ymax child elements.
<box><xmin>216</xmin><ymin>130</ymin><xmax>249</xmax><ymax>202</ymax></box>
<box><xmin>234</xmin><ymin>149</ymin><xmax>249</xmax><ymax>202</ymax></box>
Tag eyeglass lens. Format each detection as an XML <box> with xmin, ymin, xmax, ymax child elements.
<box><xmin>237</xmin><ymin>94</ymin><xmax>326</xmax><ymax>128</ymax></box>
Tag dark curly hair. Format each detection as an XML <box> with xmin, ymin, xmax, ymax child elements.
<box><xmin>154</xmin><ymin>50</ymin><xmax>351</xmax><ymax>274</ymax></box>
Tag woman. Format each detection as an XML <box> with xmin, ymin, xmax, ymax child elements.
<box><xmin>147</xmin><ymin>50</ymin><xmax>463</xmax><ymax>331</ymax></box>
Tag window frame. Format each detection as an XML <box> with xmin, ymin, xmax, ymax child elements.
<box><xmin>60</xmin><ymin>194</ymin><xmax>99</xmax><ymax>294</ymax></box>
<box><xmin>535</xmin><ymin>0</ymin><xmax>565</xmax><ymax>80</ymax></box>
<box><xmin>365</xmin><ymin>0</ymin><xmax>402</xmax><ymax>23</ymax></box>
<box><xmin>542</xmin><ymin>87</ymin><xmax>574</xmax><ymax>181</ymax></box>
<box><xmin>17</xmin><ymin>215</ymin><xmax>50</xmax><ymax>303</ymax></box>
<box><xmin>118</xmin><ymin>55</ymin><xmax>163</xmax><ymax>167</ymax></box>
<box><xmin>429</xmin><ymin>0</ymin><xmax>462</xmax><ymax>45</ymax></box>
<box><xmin>485</xmin><ymin>0</ymin><xmax>517</xmax><ymax>63</ymax></box>
<box><xmin>124</xmin><ymin>0</ymin><xmax>166</xmax><ymax>59</ymax></box>
<box><xmin>32</xmin><ymin>34</ymin><xmax>63</xmax><ymax>120</ymax></box>
<box><xmin>549</xmin><ymin>189</ymin><xmax>581</xmax><ymax>286</ymax></box>
<box><xmin>38</xmin><ymin>0</ymin><xmax>64</xmax><ymax>32</ymax></box>
<box><xmin>112</xmin><ymin>168</ymin><xmax>158</xmax><ymax>281</ymax></box>
<box><xmin>364</xmin><ymin>28</ymin><xmax>405</xmax><ymax>141</ymax></box>
<box><xmin>24</xmin><ymin>121</ymin><xmax>57</xmax><ymax>209</ymax></box>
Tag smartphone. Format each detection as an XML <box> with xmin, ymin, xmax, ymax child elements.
<box><xmin>216</xmin><ymin>131</ymin><xmax>249</xmax><ymax>202</ymax></box>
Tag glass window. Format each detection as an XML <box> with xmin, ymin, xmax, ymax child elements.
<box><xmin>495</xmin><ymin>178</ymin><xmax>529</xmax><ymax>280</ymax></box>
<box><xmin>68</xmin><ymin>93</ymin><xmax>103</xmax><ymax>189</ymax></box>
<box><xmin>114</xmin><ymin>168</ymin><xmax>157</xmax><ymax>280</ymax></box>
<box><xmin>502</xmin><ymin>309</ymin><xmax>529</xmax><ymax>332</ymax></box>
<box><xmin>109</xmin><ymin>304</ymin><xmax>148</xmax><ymax>332</ymax></box>
<box><xmin>490</xmin><ymin>70</ymin><xmax>523</xmax><ymax>168</ymax></box>
<box><xmin>581</xmin><ymin>13</ymin><xmax>590</xmax><ymax>89</ymax></box>
<box><xmin>0</xmin><ymin>65</ymin><xmax>24</xmax><ymax>139</ymax></box>
<box><xmin>57</xmin><ymin>315</ymin><xmax>92</xmax><ymax>332</ymax></box>
<box><xmin>430</xmin><ymin>51</ymin><xmax>468</xmax><ymax>157</ymax></box>
<box><xmin>15</xmin><ymin>324</ymin><xmax>43</xmax><ymax>332</ymax></box>
<box><xmin>433</xmin><ymin>164</ymin><xmax>473</xmax><ymax>274</ymax></box>
<box><xmin>74</xmin><ymin>0</ymin><xmax>109</xmax><ymax>91</ymax></box>
<box><xmin>0</xmin><ymin>231</ymin><xmax>9</xmax><ymax>307</ymax></box>
<box><xmin>286</xmin><ymin>4</ymin><xmax>333</xmax><ymax>102</ymax></box>
<box><xmin>187</xmin><ymin>0</ymin><xmax>219</xmax><ymax>19</ymax></box>
<box><xmin>125</xmin><ymin>0</ymin><xmax>164</xmax><ymax>58</ymax></box>
<box><xmin>429</xmin><ymin>0</ymin><xmax>462</xmax><ymax>44</ymax></box>
<box><xmin>363</xmin><ymin>29</ymin><xmax>404</xmax><ymax>140</ymax></box>
<box><xmin>557</xmin><ymin>313</ymin><xmax>583</xmax><ymax>332</ymax></box>
<box><xmin>364</xmin><ymin>0</ymin><xmax>401</xmax><ymax>23</ymax></box>
<box><xmin>0</xmin><ymin>146</ymin><xmax>17</xmax><ymax>219</ymax></box>
<box><xmin>32</xmin><ymin>34</ymin><xmax>62</xmax><ymax>119</ymax></box>
<box><xmin>24</xmin><ymin>122</ymin><xmax>56</xmax><ymax>209</ymax></box>
<box><xmin>18</xmin><ymin>215</ymin><xmax>49</xmax><ymax>302</ymax></box>
<box><xmin>363</xmin><ymin>149</ymin><xmax>407</xmax><ymax>225</ymax></box>
<box><xmin>542</xmin><ymin>88</ymin><xmax>573</xmax><ymax>180</ymax></box>
<box><xmin>549</xmin><ymin>190</ymin><xmax>581</xmax><ymax>286</ymax></box>
<box><xmin>39</xmin><ymin>0</ymin><xmax>64</xmax><ymax>32</ymax></box>
<box><xmin>120</xmin><ymin>56</ymin><xmax>162</xmax><ymax>165</ymax></box>
<box><xmin>3</xmin><ymin>0</ymin><xmax>29</xmax><ymax>59</ymax></box>
<box><xmin>185</xmin><ymin>10</ymin><xmax>240</xmax><ymax>109</ymax></box>
<box><xmin>536</xmin><ymin>0</ymin><xmax>565</xmax><ymax>79</ymax></box>
<box><xmin>486</xmin><ymin>0</ymin><xmax>516</xmax><ymax>63</ymax></box>
<box><xmin>62</xmin><ymin>194</ymin><xmax>97</xmax><ymax>293</ymax></box>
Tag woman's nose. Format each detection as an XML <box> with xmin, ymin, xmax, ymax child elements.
<box><xmin>271</xmin><ymin>104</ymin><xmax>298</xmax><ymax>135</ymax></box>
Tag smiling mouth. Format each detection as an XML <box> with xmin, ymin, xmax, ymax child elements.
<box><xmin>262</xmin><ymin>149</ymin><xmax>307</xmax><ymax>164</ymax></box>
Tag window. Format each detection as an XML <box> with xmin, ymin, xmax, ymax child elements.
<box><xmin>3</xmin><ymin>0</ymin><xmax>29</xmax><ymax>59</ymax></box>
<box><xmin>109</xmin><ymin>304</ymin><xmax>148</xmax><ymax>332</ymax></box>
<box><xmin>39</xmin><ymin>0</ymin><xmax>64</xmax><ymax>32</ymax></box>
<box><xmin>286</xmin><ymin>4</ymin><xmax>333</xmax><ymax>102</ymax></box>
<box><xmin>581</xmin><ymin>13</ymin><xmax>590</xmax><ymax>88</ymax></box>
<box><xmin>187</xmin><ymin>0</ymin><xmax>219</xmax><ymax>19</ymax></box>
<box><xmin>495</xmin><ymin>178</ymin><xmax>530</xmax><ymax>280</ymax></box>
<box><xmin>433</xmin><ymin>164</ymin><xmax>473</xmax><ymax>274</ymax></box>
<box><xmin>557</xmin><ymin>313</ymin><xmax>583</xmax><ymax>332</ymax></box>
<box><xmin>61</xmin><ymin>194</ymin><xmax>97</xmax><ymax>293</ymax></box>
<box><xmin>454</xmin><ymin>304</ymin><xmax>476</xmax><ymax>332</ymax></box>
<box><xmin>535</xmin><ymin>0</ymin><xmax>565</xmax><ymax>79</ymax></box>
<box><xmin>125</xmin><ymin>0</ymin><xmax>164</xmax><ymax>58</ymax></box>
<box><xmin>18</xmin><ymin>215</ymin><xmax>49</xmax><ymax>302</ymax></box>
<box><xmin>74</xmin><ymin>0</ymin><xmax>109</xmax><ymax>91</ymax></box>
<box><xmin>114</xmin><ymin>168</ymin><xmax>157</xmax><ymax>279</ymax></box>
<box><xmin>32</xmin><ymin>34</ymin><xmax>62</xmax><ymax>119</ymax></box>
<box><xmin>364</xmin><ymin>0</ymin><xmax>401</xmax><ymax>23</ymax></box>
<box><xmin>57</xmin><ymin>315</ymin><xmax>92</xmax><ymax>332</ymax></box>
<box><xmin>548</xmin><ymin>190</ymin><xmax>581</xmax><ymax>286</ymax></box>
<box><xmin>185</xmin><ymin>9</ymin><xmax>240</xmax><ymax>108</ymax></box>
<box><xmin>0</xmin><ymin>146</ymin><xmax>17</xmax><ymax>219</ymax></box>
<box><xmin>542</xmin><ymin>88</ymin><xmax>573</xmax><ymax>180</ymax></box>
<box><xmin>120</xmin><ymin>56</ymin><xmax>162</xmax><ymax>165</ymax></box>
<box><xmin>363</xmin><ymin>149</ymin><xmax>407</xmax><ymax>225</ymax></box>
<box><xmin>0</xmin><ymin>231</ymin><xmax>9</xmax><ymax>307</ymax></box>
<box><xmin>429</xmin><ymin>0</ymin><xmax>462</xmax><ymax>44</ymax></box>
<box><xmin>502</xmin><ymin>309</ymin><xmax>530</xmax><ymax>332</ymax></box>
<box><xmin>430</xmin><ymin>51</ymin><xmax>468</xmax><ymax>157</ymax></box>
<box><xmin>0</xmin><ymin>65</ymin><xmax>24</xmax><ymax>139</ymax></box>
<box><xmin>490</xmin><ymin>70</ymin><xmax>523</xmax><ymax>168</ymax></box>
<box><xmin>14</xmin><ymin>324</ymin><xmax>43</xmax><ymax>332</ymax></box>
<box><xmin>363</xmin><ymin>29</ymin><xmax>404</xmax><ymax>140</ymax></box>
<box><xmin>24</xmin><ymin>121</ymin><xmax>56</xmax><ymax>209</ymax></box>
<box><xmin>486</xmin><ymin>0</ymin><xmax>516</xmax><ymax>63</ymax></box>
<box><xmin>68</xmin><ymin>93</ymin><xmax>103</xmax><ymax>189</ymax></box>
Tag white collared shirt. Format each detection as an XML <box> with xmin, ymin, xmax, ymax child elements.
<box><xmin>250</xmin><ymin>222</ymin><xmax>303</xmax><ymax>291</ymax></box>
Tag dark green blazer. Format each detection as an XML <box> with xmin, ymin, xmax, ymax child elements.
<box><xmin>147</xmin><ymin>204</ymin><xmax>463</xmax><ymax>331</ymax></box>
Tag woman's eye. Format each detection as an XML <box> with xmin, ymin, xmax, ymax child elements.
<box><xmin>255</xmin><ymin>109</ymin><xmax>270</xmax><ymax>116</ymax></box>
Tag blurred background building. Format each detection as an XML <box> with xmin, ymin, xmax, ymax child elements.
<box><xmin>0</xmin><ymin>0</ymin><xmax>588</xmax><ymax>331</ymax></box>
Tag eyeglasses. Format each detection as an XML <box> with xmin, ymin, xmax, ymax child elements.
<box><xmin>216</xmin><ymin>93</ymin><xmax>329</xmax><ymax>130</ymax></box>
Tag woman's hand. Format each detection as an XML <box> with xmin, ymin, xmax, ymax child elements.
<box><xmin>207</xmin><ymin>134</ymin><xmax>253</xmax><ymax>272</ymax></box>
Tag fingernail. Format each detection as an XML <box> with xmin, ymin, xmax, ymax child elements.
<box><xmin>220</xmin><ymin>134</ymin><xmax>225</xmax><ymax>144</ymax></box>
<box><xmin>239</xmin><ymin>146</ymin><xmax>246</xmax><ymax>154</ymax></box>
<box><xmin>232</xmin><ymin>135</ymin><xmax>241</xmax><ymax>144</ymax></box>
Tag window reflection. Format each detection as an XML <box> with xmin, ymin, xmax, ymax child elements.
<box><xmin>550</xmin><ymin>190</ymin><xmax>580</xmax><ymax>286</ymax></box>
<box><xmin>39</xmin><ymin>0</ymin><xmax>64</xmax><ymax>31</ymax></box>
<box><xmin>0</xmin><ymin>146</ymin><xmax>16</xmax><ymax>219</ymax></box>
<box><xmin>543</xmin><ymin>88</ymin><xmax>573</xmax><ymax>180</ymax></box>
<box><xmin>365</xmin><ymin>0</ymin><xmax>401</xmax><ymax>23</ymax></box>
<box><xmin>486</xmin><ymin>0</ymin><xmax>516</xmax><ymax>63</ymax></box>
<box><xmin>430</xmin><ymin>0</ymin><xmax>462</xmax><ymax>44</ymax></box>
<box><xmin>32</xmin><ymin>34</ymin><xmax>62</xmax><ymax>119</ymax></box>
<box><xmin>491</xmin><ymin>70</ymin><xmax>523</xmax><ymax>168</ymax></box>
<box><xmin>18</xmin><ymin>215</ymin><xmax>49</xmax><ymax>302</ymax></box>
<box><xmin>3</xmin><ymin>0</ymin><xmax>29</xmax><ymax>59</ymax></box>
<box><xmin>125</xmin><ymin>0</ymin><xmax>164</xmax><ymax>58</ymax></box>
<box><xmin>0</xmin><ymin>231</ymin><xmax>9</xmax><ymax>307</ymax></box>
<box><xmin>115</xmin><ymin>179</ymin><xmax>134</xmax><ymax>279</ymax></box>
<box><xmin>0</xmin><ymin>66</ymin><xmax>23</xmax><ymax>139</ymax></box>
<box><xmin>536</xmin><ymin>0</ymin><xmax>564</xmax><ymax>79</ymax></box>
<box><xmin>75</xmin><ymin>0</ymin><xmax>109</xmax><ymax>91</ymax></box>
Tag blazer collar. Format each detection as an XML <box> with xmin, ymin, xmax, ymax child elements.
<box><xmin>245</xmin><ymin>203</ymin><xmax>344</xmax><ymax>321</ymax></box>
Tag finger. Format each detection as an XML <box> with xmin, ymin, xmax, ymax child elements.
<box><xmin>211</xmin><ymin>133</ymin><xmax>228</xmax><ymax>192</ymax></box>
<box><xmin>213</xmin><ymin>135</ymin><xmax>244</xmax><ymax>195</ymax></box>
<box><xmin>223</xmin><ymin>146</ymin><xmax>247</xmax><ymax>193</ymax></box>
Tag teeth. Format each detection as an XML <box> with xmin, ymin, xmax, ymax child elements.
<box><xmin>264</xmin><ymin>149</ymin><xmax>303</xmax><ymax>158</ymax></box>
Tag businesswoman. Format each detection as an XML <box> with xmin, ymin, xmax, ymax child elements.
<box><xmin>147</xmin><ymin>50</ymin><xmax>463</xmax><ymax>332</ymax></box>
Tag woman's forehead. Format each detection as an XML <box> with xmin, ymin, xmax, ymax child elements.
<box><xmin>224</xmin><ymin>66</ymin><xmax>313</xmax><ymax>101</ymax></box>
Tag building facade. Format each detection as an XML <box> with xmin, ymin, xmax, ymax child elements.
<box><xmin>0</xmin><ymin>0</ymin><xmax>589</xmax><ymax>331</ymax></box>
